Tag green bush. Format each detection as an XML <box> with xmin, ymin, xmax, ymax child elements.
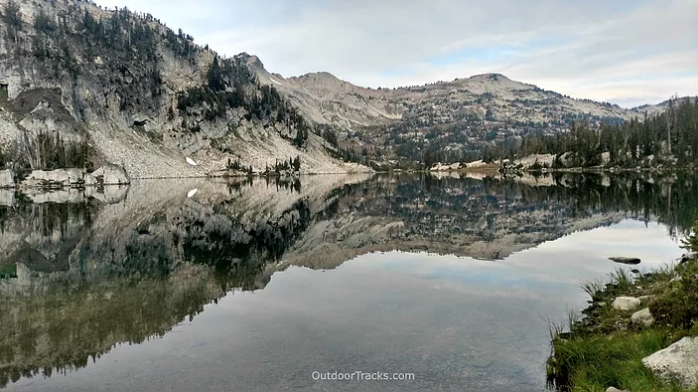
<box><xmin>649</xmin><ymin>260</ymin><xmax>698</xmax><ymax>330</ymax></box>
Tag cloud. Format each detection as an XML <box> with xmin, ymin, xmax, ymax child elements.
<box><xmin>95</xmin><ymin>0</ymin><xmax>698</xmax><ymax>107</ymax></box>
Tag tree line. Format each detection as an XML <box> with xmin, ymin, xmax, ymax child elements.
<box><xmin>177</xmin><ymin>55</ymin><xmax>310</xmax><ymax>148</ymax></box>
<box><xmin>0</xmin><ymin>131</ymin><xmax>92</xmax><ymax>173</ymax></box>
<box><xmin>484</xmin><ymin>96</ymin><xmax>698</xmax><ymax>167</ymax></box>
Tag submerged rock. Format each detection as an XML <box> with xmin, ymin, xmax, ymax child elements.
<box><xmin>0</xmin><ymin>169</ymin><xmax>14</xmax><ymax>188</ymax></box>
<box><xmin>612</xmin><ymin>297</ymin><xmax>641</xmax><ymax>311</ymax></box>
<box><xmin>609</xmin><ymin>257</ymin><xmax>641</xmax><ymax>265</ymax></box>
<box><xmin>642</xmin><ymin>337</ymin><xmax>698</xmax><ymax>390</ymax></box>
<box><xmin>630</xmin><ymin>308</ymin><xmax>655</xmax><ymax>327</ymax></box>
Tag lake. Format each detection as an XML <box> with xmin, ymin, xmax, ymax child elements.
<box><xmin>0</xmin><ymin>172</ymin><xmax>694</xmax><ymax>392</ymax></box>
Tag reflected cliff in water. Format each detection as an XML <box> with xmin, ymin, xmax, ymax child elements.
<box><xmin>0</xmin><ymin>172</ymin><xmax>696</xmax><ymax>388</ymax></box>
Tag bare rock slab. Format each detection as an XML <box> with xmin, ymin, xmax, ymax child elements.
<box><xmin>642</xmin><ymin>337</ymin><xmax>698</xmax><ymax>390</ymax></box>
<box><xmin>612</xmin><ymin>296</ymin><xmax>641</xmax><ymax>311</ymax></box>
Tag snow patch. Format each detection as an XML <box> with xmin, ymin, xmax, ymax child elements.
<box><xmin>269</xmin><ymin>77</ymin><xmax>282</xmax><ymax>86</ymax></box>
<box><xmin>185</xmin><ymin>157</ymin><xmax>197</xmax><ymax>166</ymax></box>
<box><xmin>187</xmin><ymin>189</ymin><xmax>198</xmax><ymax>198</ymax></box>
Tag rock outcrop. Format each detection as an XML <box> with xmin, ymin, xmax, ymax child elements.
<box><xmin>642</xmin><ymin>337</ymin><xmax>698</xmax><ymax>390</ymax></box>
<box><xmin>0</xmin><ymin>169</ymin><xmax>13</xmax><ymax>188</ymax></box>
<box><xmin>501</xmin><ymin>154</ymin><xmax>555</xmax><ymax>171</ymax></box>
<box><xmin>15</xmin><ymin>166</ymin><xmax>130</xmax><ymax>188</ymax></box>
<box><xmin>21</xmin><ymin>168</ymin><xmax>86</xmax><ymax>188</ymax></box>
<box><xmin>92</xmin><ymin>164</ymin><xmax>131</xmax><ymax>186</ymax></box>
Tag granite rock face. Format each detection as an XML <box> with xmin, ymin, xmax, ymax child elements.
<box><xmin>642</xmin><ymin>337</ymin><xmax>698</xmax><ymax>390</ymax></box>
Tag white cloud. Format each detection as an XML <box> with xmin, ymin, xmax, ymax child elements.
<box><xmin>95</xmin><ymin>0</ymin><xmax>698</xmax><ymax>107</ymax></box>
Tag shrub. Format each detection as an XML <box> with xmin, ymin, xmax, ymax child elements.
<box><xmin>649</xmin><ymin>260</ymin><xmax>698</xmax><ymax>331</ymax></box>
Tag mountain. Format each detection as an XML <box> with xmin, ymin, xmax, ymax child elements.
<box><xmin>247</xmin><ymin>56</ymin><xmax>685</xmax><ymax>165</ymax></box>
<box><xmin>0</xmin><ymin>0</ymin><xmax>366</xmax><ymax>178</ymax></box>
<box><xmin>631</xmin><ymin>96</ymin><xmax>698</xmax><ymax>117</ymax></box>
<box><xmin>0</xmin><ymin>0</ymin><xmax>681</xmax><ymax>177</ymax></box>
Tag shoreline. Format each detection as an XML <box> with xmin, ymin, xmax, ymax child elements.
<box><xmin>546</xmin><ymin>254</ymin><xmax>698</xmax><ymax>391</ymax></box>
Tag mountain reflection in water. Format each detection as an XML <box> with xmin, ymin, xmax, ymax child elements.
<box><xmin>0</xmin><ymin>172</ymin><xmax>693</xmax><ymax>391</ymax></box>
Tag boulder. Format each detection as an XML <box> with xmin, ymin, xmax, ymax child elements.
<box><xmin>630</xmin><ymin>308</ymin><xmax>655</xmax><ymax>327</ymax></box>
<box><xmin>642</xmin><ymin>337</ymin><xmax>698</xmax><ymax>390</ymax></box>
<box><xmin>609</xmin><ymin>257</ymin><xmax>641</xmax><ymax>265</ymax></box>
<box><xmin>680</xmin><ymin>252</ymin><xmax>698</xmax><ymax>264</ymax></box>
<box><xmin>0</xmin><ymin>169</ymin><xmax>14</xmax><ymax>188</ymax></box>
<box><xmin>449</xmin><ymin>162</ymin><xmax>462</xmax><ymax>170</ymax></box>
<box><xmin>600</xmin><ymin>152</ymin><xmax>611</xmax><ymax>165</ymax></box>
<box><xmin>612</xmin><ymin>297</ymin><xmax>641</xmax><ymax>311</ymax></box>
<box><xmin>606</xmin><ymin>388</ymin><xmax>627</xmax><ymax>392</ymax></box>
<box><xmin>92</xmin><ymin>164</ymin><xmax>131</xmax><ymax>186</ymax></box>
<box><xmin>84</xmin><ymin>173</ymin><xmax>97</xmax><ymax>187</ymax></box>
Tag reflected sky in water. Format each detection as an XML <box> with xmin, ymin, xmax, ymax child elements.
<box><xmin>4</xmin><ymin>215</ymin><xmax>682</xmax><ymax>392</ymax></box>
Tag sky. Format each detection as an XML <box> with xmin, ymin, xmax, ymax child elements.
<box><xmin>94</xmin><ymin>0</ymin><xmax>698</xmax><ymax>108</ymax></box>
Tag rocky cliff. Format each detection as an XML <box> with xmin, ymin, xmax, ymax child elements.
<box><xmin>0</xmin><ymin>0</ymin><xmax>367</xmax><ymax>178</ymax></box>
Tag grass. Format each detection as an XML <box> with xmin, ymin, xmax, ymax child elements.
<box><xmin>547</xmin><ymin>260</ymin><xmax>698</xmax><ymax>392</ymax></box>
<box><xmin>547</xmin><ymin>328</ymin><xmax>694</xmax><ymax>392</ymax></box>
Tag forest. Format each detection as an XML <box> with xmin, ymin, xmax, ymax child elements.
<box><xmin>0</xmin><ymin>132</ymin><xmax>92</xmax><ymax>173</ymax></box>
<box><xmin>483</xmin><ymin>96</ymin><xmax>698</xmax><ymax>167</ymax></box>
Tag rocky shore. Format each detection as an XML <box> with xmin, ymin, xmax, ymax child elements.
<box><xmin>547</xmin><ymin>253</ymin><xmax>698</xmax><ymax>391</ymax></box>
<box><xmin>427</xmin><ymin>153</ymin><xmax>687</xmax><ymax>175</ymax></box>
<box><xmin>0</xmin><ymin>164</ymin><xmax>130</xmax><ymax>189</ymax></box>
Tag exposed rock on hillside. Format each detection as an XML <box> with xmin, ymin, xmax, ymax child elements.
<box><xmin>0</xmin><ymin>0</ymin><xmax>367</xmax><ymax>178</ymax></box>
<box><xmin>248</xmin><ymin>57</ymin><xmax>672</xmax><ymax>164</ymax></box>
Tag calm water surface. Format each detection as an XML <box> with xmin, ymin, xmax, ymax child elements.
<box><xmin>0</xmin><ymin>173</ymin><xmax>693</xmax><ymax>391</ymax></box>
